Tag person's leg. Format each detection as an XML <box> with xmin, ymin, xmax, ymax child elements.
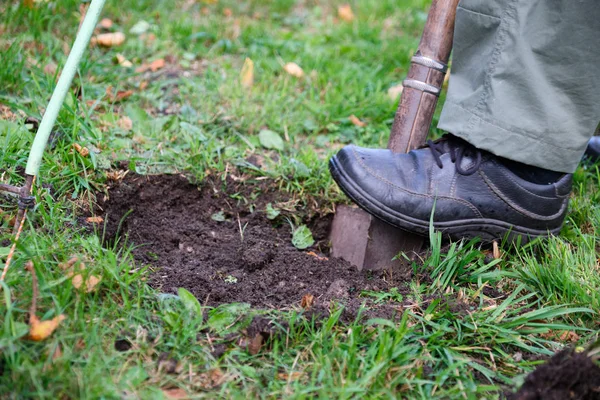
<box><xmin>329</xmin><ymin>0</ymin><xmax>599</xmax><ymax>242</ymax></box>
<box><xmin>439</xmin><ymin>0</ymin><xmax>600</xmax><ymax>173</ymax></box>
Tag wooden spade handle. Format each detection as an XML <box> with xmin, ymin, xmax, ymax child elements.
<box><xmin>387</xmin><ymin>0</ymin><xmax>460</xmax><ymax>153</ymax></box>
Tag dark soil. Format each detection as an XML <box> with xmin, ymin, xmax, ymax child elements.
<box><xmin>510</xmin><ymin>349</ymin><xmax>600</xmax><ymax>400</ymax></box>
<box><xmin>99</xmin><ymin>173</ymin><xmax>414</xmax><ymax>320</ymax></box>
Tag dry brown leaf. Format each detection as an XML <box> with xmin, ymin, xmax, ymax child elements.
<box><xmin>135</xmin><ymin>58</ymin><xmax>165</xmax><ymax>73</ymax></box>
<box><xmin>117</xmin><ymin>116</ymin><xmax>133</xmax><ymax>131</ymax></box>
<box><xmin>248</xmin><ymin>333</ymin><xmax>263</xmax><ymax>355</ymax></box>
<box><xmin>72</xmin><ymin>274</ymin><xmax>101</xmax><ymax>292</ymax></box>
<box><xmin>277</xmin><ymin>371</ymin><xmax>303</xmax><ymax>381</ymax></box>
<box><xmin>338</xmin><ymin>4</ymin><xmax>355</xmax><ymax>22</ymax></box>
<box><xmin>23</xmin><ymin>0</ymin><xmax>34</xmax><ymax>8</ymax></box>
<box><xmin>387</xmin><ymin>84</ymin><xmax>403</xmax><ymax>101</ymax></box>
<box><xmin>99</xmin><ymin>18</ymin><xmax>113</xmax><ymax>29</ymax></box>
<box><xmin>240</xmin><ymin>58</ymin><xmax>254</xmax><ymax>88</ymax></box>
<box><xmin>306</xmin><ymin>251</ymin><xmax>328</xmax><ymax>261</ymax></box>
<box><xmin>73</xmin><ymin>143</ymin><xmax>89</xmax><ymax>157</ymax></box>
<box><xmin>106</xmin><ymin>86</ymin><xmax>134</xmax><ymax>102</ymax></box>
<box><xmin>95</xmin><ymin>32</ymin><xmax>126</xmax><ymax>47</ymax></box>
<box><xmin>559</xmin><ymin>331</ymin><xmax>580</xmax><ymax>343</ymax></box>
<box><xmin>301</xmin><ymin>294</ymin><xmax>314</xmax><ymax>310</ymax></box>
<box><xmin>162</xmin><ymin>388</ymin><xmax>188</xmax><ymax>399</ymax></box>
<box><xmin>283</xmin><ymin>62</ymin><xmax>304</xmax><ymax>78</ymax></box>
<box><xmin>115</xmin><ymin>54</ymin><xmax>133</xmax><ymax>68</ymax></box>
<box><xmin>106</xmin><ymin>170</ymin><xmax>129</xmax><ymax>182</ymax></box>
<box><xmin>28</xmin><ymin>314</ymin><xmax>66</xmax><ymax>341</ymax></box>
<box><xmin>43</xmin><ymin>62</ymin><xmax>57</xmax><ymax>75</ymax></box>
<box><xmin>349</xmin><ymin>115</ymin><xmax>366</xmax><ymax>127</ymax></box>
<box><xmin>86</xmin><ymin>216</ymin><xmax>104</xmax><ymax>224</ymax></box>
<box><xmin>492</xmin><ymin>240</ymin><xmax>501</xmax><ymax>260</ymax></box>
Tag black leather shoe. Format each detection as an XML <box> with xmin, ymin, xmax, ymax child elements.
<box><xmin>585</xmin><ymin>136</ymin><xmax>600</xmax><ymax>161</ymax></box>
<box><xmin>329</xmin><ymin>136</ymin><xmax>573</xmax><ymax>243</ymax></box>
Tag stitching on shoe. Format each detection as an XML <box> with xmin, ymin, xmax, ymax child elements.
<box><xmin>489</xmin><ymin>160</ymin><xmax>562</xmax><ymax>200</ymax></box>
<box><xmin>479</xmin><ymin>170</ymin><xmax>568</xmax><ymax>221</ymax></box>
<box><xmin>350</xmin><ymin>147</ymin><xmax>483</xmax><ymax>219</ymax></box>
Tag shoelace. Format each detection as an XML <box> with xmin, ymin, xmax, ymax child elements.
<box><xmin>426</xmin><ymin>136</ymin><xmax>483</xmax><ymax>176</ymax></box>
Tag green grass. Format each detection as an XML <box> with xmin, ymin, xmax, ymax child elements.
<box><xmin>1</xmin><ymin>0</ymin><xmax>599</xmax><ymax>398</ymax></box>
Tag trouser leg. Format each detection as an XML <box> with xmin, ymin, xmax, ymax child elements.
<box><xmin>438</xmin><ymin>0</ymin><xmax>600</xmax><ymax>173</ymax></box>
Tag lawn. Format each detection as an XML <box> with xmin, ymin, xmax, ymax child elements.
<box><xmin>1</xmin><ymin>0</ymin><xmax>599</xmax><ymax>398</ymax></box>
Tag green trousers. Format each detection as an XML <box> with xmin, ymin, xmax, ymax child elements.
<box><xmin>438</xmin><ymin>0</ymin><xmax>600</xmax><ymax>173</ymax></box>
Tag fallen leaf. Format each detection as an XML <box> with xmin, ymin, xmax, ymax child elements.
<box><xmin>492</xmin><ymin>240</ymin><xmax>501</xmax><ymax>259</ymax></box>
<box><xmin>277</xmin><ymin>371</ymin><xmax>303</xmax><ymax>381</ymax></box>
<box><xmin>283</xmin><ymin>62</ymin><xmax>304</xmax><ymax>78</ymax></box>
<box><xmin>306</xmin><ymin>251</ymin><xmax>328</xmax><ymax>261</ymax></box>
<box><xmin>349</xmin><ymin>115</ymin><xmax>366</xmax><ymax>127</ymax></box>
<box><xmin>23</xmin><ymin>0</ymin><xmax>34</xmax><ymax>9</ymax></box>
<box><xmin>162</xmin><ymin>388</ymin><xmax>188</xmax><ymax>399</ymax></box>
<box><xmin>95</xmin><ymin>32</ymin><xmax>126</xmax><ymax>47</ymax></box>
<box><xmin>72</xmin><ymin>274</ymin><xmax>101</xmax><ymax>292</ymax></box>
<box><xmin>117</xmin><ymin>116</ymin><xmax>133</xmax><ymax>131</ymax></box>
<box><xmin>28</xmin><ymin>314</ymin><xmax>66</xmax><ymax>341</ymax></box>
<box><xmin>301</xmin><ymin>294</ymin><xmax>314</xmax><ymax>310</ymax></box>
<box><xmin>106</xmin><ymin>86</ymin><xmax>134</xmax><ymax>102</ymax></box>
<box><xmin>99</xmin><ymin>18</ymin><xmax>113</xmax><ymax>29</ymax></box>
<box><xmin>240</xmin><ymin>58</ymin><xmax>254</xmax><ymax>88</ymax></box>
<box><xmin>52</xmin><ymin>345</ymin><xmax>63</xmax><ymax>361</ymax></box>
<box><xmin>86</xmin><ymin>216</ymin><xmax>104</xmax><ymax>224</ymax></box>
<box><xmin>135</xmin><ymin>58</ymin><xmax>166</xmax><ymax>73</ymax></box>
<box><xmin>73</xmin><ymin>143</ymin><xmax>89</xmax><ymax>157</ymax></box>
<box><xmin>559</xmin><ymin>331</ymin><xmax>580</xmax><ymax>343</ymax></box>
<box><xmin>338</xmin><ymin>4</ymin><xmax>355</xmax><ymax>22</ymax></box>
<box><xmin>248</xmin><ymin>333</ymin><xmax>263</xmax><ymax>355</ymax></box>
<box><xmin>106</xmin><ymin>170</ymin><xmax>129</xmax><ymax>182</ymax></box>
<box><xmin>387</xmin><ymin>84</ymin><xmax>403</xmax><ymax>101</ymax></box>
<box><xmin>115</xmin><ymin>54</ymin><xmax>133</xmax><ymax>68</ymax></box>
<box><xmin>43</xmin><ymin>62</ymin><xmax>57</xmax><ymax>75</ymax></box>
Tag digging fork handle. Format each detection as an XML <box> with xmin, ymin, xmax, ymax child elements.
<box><xmin>388</xmin><ymin>0</ymin><xmax>460</xmax><ymax>153</ymax></box>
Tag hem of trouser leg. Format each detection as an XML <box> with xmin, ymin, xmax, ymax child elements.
<box><xmin>437</xmin><ymin>101</ymin><xmax>581</xmax><ymax>173</ymax></box>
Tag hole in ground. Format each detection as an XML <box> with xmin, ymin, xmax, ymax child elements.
<box><xmin>98</xmin><ymin>173</ymin><xmax>416</xmax><ymax>320</ymax></box>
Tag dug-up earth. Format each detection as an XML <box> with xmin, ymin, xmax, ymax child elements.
<box><xmin>98</xmin><ymin>173</ymin><xmax>420</xmax><ymax>321</ymax></box>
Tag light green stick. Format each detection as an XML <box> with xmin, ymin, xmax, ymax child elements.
<box><xmin>25</xmin><ymin>0</ymin><xmax>107</xmax><ymax>176</ymax></box>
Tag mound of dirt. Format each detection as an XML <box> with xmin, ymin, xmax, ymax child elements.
<box><xmin>99</xmin><ymin>174</ymin><xmax>415</xmax><ymax>319</ymax></box>
<box><xmin>510</xmin><ymin>349</ymin><xmax>600</xmax><ymax>400</ymax></box>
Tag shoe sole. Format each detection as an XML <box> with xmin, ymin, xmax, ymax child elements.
<box><xmin>329</xmin><ymin>155</ymin><xmax>560</xmax><ymax>244</ymax></box>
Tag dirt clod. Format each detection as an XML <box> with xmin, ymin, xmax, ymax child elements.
<box><xmin>100</xmin><ymin>174</ymin><xmax>412</xmax><ymax>320</ymax></box>
<box><xmin>510</xmin><ymin>349</ymin><xmax>600</xmax><ymax>400</ymax></box>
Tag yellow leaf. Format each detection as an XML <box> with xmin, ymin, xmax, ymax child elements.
<box><xmin>349</xmin><ymin>115</ymin><xmax>366</xmax><ymax>127</ymax></box>
<box><xmin>283</xmin><ymin>62</ymin><xmax>304</xmax><ymax>78</ymax></box>
<box><xmin>95</xmin><ymin>32</ymin><xmax>126</xmax><ymax>47</ymax></box>
<box><xmin>28</xmin><ymin>314</ymin><xmax>66</xmax><ymax>341</ymax></box>
<box><xmin>338</xmin><ymin>4</ymin><xmax>355</xmax><ymax>22</ymax></box>
<box><xmin>240</xmin><ymin>58</ymin><xmax>254</xmax><ymax>88</ymax></box>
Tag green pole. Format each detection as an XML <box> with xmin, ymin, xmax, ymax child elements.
<box><xmin>25</xmin><ymin>0</ymin><xmax>107</xmax><ymax>176</ymax></box>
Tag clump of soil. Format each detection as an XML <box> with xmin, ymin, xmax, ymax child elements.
<box><xmin>510</xmin><ymin>349</ymin><xmax>600</xmax><ymax>400</ymax></box>
<box><xmin>99</xmin><ymin>174</ymin><xmax>414</xmax><ymax>319</ymax></box>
